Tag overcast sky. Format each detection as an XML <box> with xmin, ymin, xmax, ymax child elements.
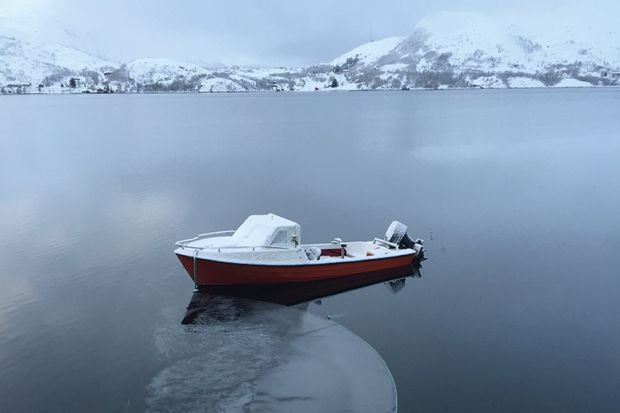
<box><xmin>0</xmin><ymin>0</ymin><xmax>615</xmax><ymax>66</ymax></box>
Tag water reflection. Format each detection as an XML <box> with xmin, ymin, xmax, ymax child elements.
<box><xmin>385</xmin><ymin>277</ymin><xmax>408</xmax><ymax>294</ymax></box>
<box><xmin>149</xmin><ymin>294</ymin><xmax>397</xmax><ymax>413</ymax></box>
<box><xmin>152</xmin><ymin>264</ymin><xmax>425</xmax><ymax>412</ymax></box>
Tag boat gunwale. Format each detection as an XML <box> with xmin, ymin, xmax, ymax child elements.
<box><xmin>175</xmin><ymin>247</ymin><xmax>417</xmax><ymax>268</ymax></box>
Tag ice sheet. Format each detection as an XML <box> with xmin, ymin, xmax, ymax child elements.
<box><xmin>147</xmin><ymin>294</ymin><xmax>397</xmax><ymax>412</ymax></box>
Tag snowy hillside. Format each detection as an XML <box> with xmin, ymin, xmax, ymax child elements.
<box><xmin>330</xmin><ymin>37</ymin><xmax>405</xmax><ymax>66</ymax></box>
<box><xmin>106</xmin><ymin>61</ymin><xmax>304</xmax><ymax>92</ymax></box>
<box><xmin>126</xmin><ymin>58</ymin><xmax>209</xmax><ymax>85</ymax></box>
<box><xmin>387</xmin><ymin>11</ymin><xmax>620</xmax><ymax>88</ymax></box>
<box><xmin>0</xmin><ymin>35</ymin><xmax>115</xmax><ymax>92</ymax></box>
<box><xmin>323</xmin><ymin>12</ymin><xmax>620</xmax><ymax>90</ymax></box>
<box><xmin>1</xmin><ymin>11</ymin><xmax>619</xmax><ymax>93</ymax></box>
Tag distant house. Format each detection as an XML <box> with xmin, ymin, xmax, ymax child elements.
<box><xmin>271</xmin><ymin>80</ymin><xmax>282</xmax><ymax>92</ymax></box>
<box><xmin>4</xmin><ymin>83</ymin><xmax>31</xmax><ymax>94</ymax></box>
<box><xmin>102</xmin><ymin>71</ymin><xmax>115</xmax><ymax>91</ymax></box>
<box><xmin>602</xmin><ymin>70</ymin><xmax>620</xmax><ymax>79</ymax></box>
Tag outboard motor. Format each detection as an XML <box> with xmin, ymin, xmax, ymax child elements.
<box><xmin>385</xmin><ymin>221</ymin><xmax>421</xmax><ymax>250</ymax></box>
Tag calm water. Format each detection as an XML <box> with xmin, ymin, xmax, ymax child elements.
<box><xmin>1</xmin><ymin>89</ymin><xmax>620</xmax><ymax>412</ymax></box>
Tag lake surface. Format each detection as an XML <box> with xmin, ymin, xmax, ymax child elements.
<box><xmin>1</xmin><ymin>89</ymin><xmax>620</xmax><ymax>412</ymax></box>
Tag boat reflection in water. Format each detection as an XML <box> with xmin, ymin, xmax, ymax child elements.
<box><xmin>147</xmin><ymin>261</ymin><xmax>423</xmax><ymax>412</ymax></box>
<box><xmin>148</xmin><ymin>285</ymin><xmax>414</xmax><ymax>412</ymax></box>
<box><xmin>184</xmin><ymin>259</ymin><xmax>423</xmax><ymax>320</ymax></box>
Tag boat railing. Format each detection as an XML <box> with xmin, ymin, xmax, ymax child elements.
<box><xmin>177</xmin><ymin>244</ymin><xmax>291</xmax><ymax>252</ymax></box>
<box><xmin>175</xmin><ymin>230</ymin><xmax>235</xmax><ymax>248</ymax></box>
<box><xmin>372</xmin><ymin>238</ymin><xmax>399</xmax><ymax>249</ymax></box>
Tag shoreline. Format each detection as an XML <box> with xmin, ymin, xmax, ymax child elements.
<box><xmin>1</xmin><ymin>85</ymin><xmax>618</xmax><ymax>96</ymax></box>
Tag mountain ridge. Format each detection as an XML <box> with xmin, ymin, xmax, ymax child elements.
<box><xmin>1</xmin><ymin>12</ymin><xmax>619</xmax><ymax>93</ymax></box>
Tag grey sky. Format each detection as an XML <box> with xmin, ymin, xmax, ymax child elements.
<box><xmin>0</xmin><ymin>0</ymin><xmax>615</xmax><ymax>66</ymax></box>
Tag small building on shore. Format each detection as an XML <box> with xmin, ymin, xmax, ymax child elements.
<box><xmin>601</xmin><ymin>70</ymin><xmax>620</xmax><ymax>80</ymax></box>
<box><xmin>2</xmin><ymin>83</ymin><xmax>32</xmax><ymax>94</ymax></box>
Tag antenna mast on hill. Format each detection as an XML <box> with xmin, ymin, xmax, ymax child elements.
<box><xmin>370</xmin><ymin>24</ymin><xmax>374</xmax><ymax>42</ymax></box>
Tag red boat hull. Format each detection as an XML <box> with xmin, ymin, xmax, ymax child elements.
<box><xmin>176</xmin><ymin>253</ymin><xmax>416</xmax><ymax>286</ymax></box>
<box><xmin>193</xmin><ymin>264</ymin><xmax>419</xmax><ymax>306</ymax></box>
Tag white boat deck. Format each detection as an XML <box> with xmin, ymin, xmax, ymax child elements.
<box><xmin>174</xmin><ymin>213</ymin><xmax>421</xmax><ymax>266</ymax></box>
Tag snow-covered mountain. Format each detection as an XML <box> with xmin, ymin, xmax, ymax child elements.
<box><xmin>347</xmin><ymin>11</ymin><xmax>620</xmax><ymax>89</ymax></box>
<box><xmin>1</xmin><ymin>11</ymin><xmax>619</xmax><ymax>94</ymax></box>
<box><xmin>0</xmin><ymin>35</ymin><xmax>116</xmax><ymax>92</ymax></box>
<box><xmin>330</xmin><ymin>37</ymin><xmax>405</xmax><ymax>66</ymax></box>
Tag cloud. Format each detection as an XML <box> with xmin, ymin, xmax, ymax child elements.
<box><xmin>1</xmin><ymin>0</ymin><xmax>618</xmax><ymax>65</ymax></box>
<box><xmin>0</xmin><ymin>0</ymin><xmax>48</xmax><ymax>17</ymax></box>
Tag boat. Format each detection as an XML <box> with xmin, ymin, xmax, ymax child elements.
<box><xmin>175</xmin><ymin>213</ymin><xmax>424</xmax><ymax>287</ymax></box>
